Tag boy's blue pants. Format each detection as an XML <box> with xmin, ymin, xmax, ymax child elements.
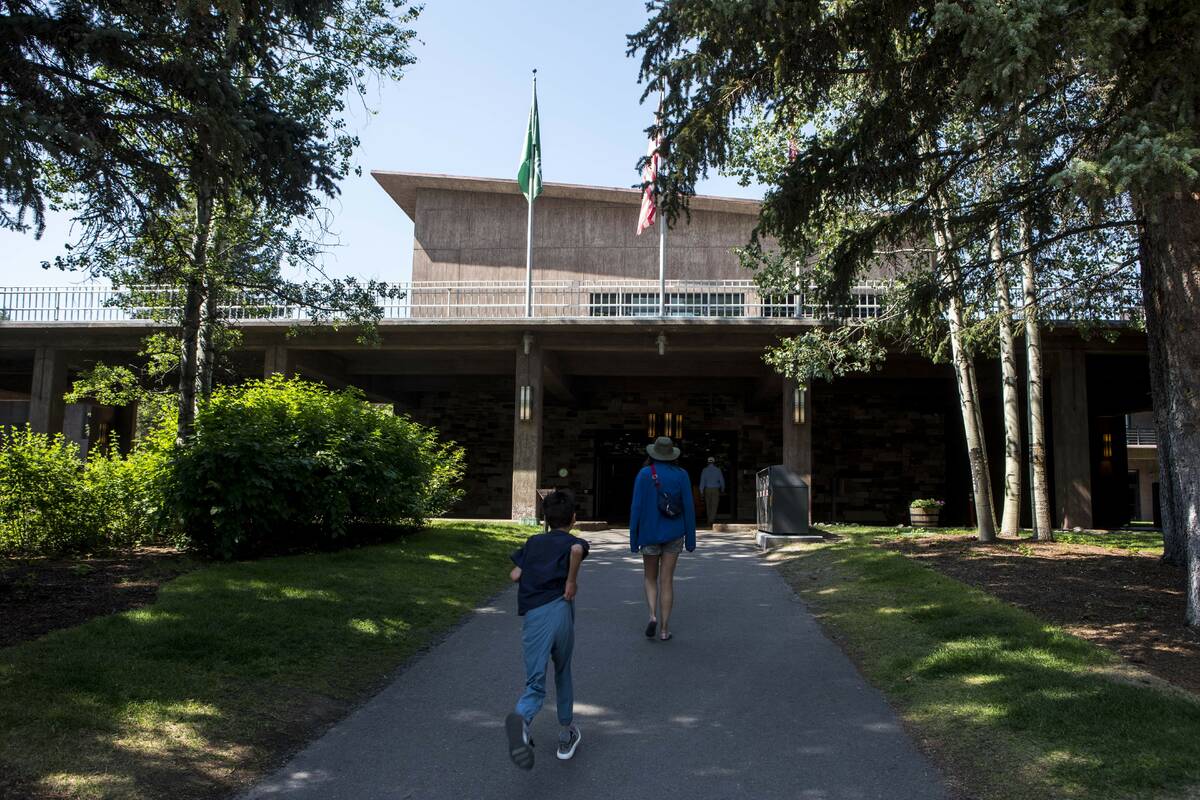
<box><xmin>515</xmin><ymin>597</ymin><xmax>574</xmax><ymax>726</ymax></box>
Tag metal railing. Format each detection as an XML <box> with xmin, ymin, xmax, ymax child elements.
<box><xmin>1126</xmin><ymin>426</ymin><xmax>1157</xmax><ymax>446</ymax></box>
<box><xmin>0</xmin><ymin>281</ymin><xmax>889</xmax><ymax>323</ymax></box>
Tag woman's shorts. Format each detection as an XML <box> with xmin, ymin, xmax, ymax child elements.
<box><xmin>641</xmin><ymin>537</ymin><xmax>685</xmax><ymax>556</ymax></box>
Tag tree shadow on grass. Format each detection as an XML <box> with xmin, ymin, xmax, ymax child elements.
<box><xmin>783</xmin><ymin>541</ymin><xmax>1200</xmax><ymax>800</ymax></box>
<box><xmin>884</xmin><ymin>535</ymin><xmax>1200</xmax><ymax>693</ymax></box>
<box><xmin>0</xmin><ymin>525</ymin><xmax>526</xmax><ymax>800</ymax></box>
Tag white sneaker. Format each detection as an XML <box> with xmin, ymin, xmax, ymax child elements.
<box><xmin>556</xmin><ymin>725</ymin><xmax>581</xmax><ymax>761</ymax></box>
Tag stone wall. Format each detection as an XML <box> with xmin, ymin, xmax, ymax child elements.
<box><xmin>811</xmin><ymin>378</ymin><xmax>949</xmax><ymax>524</ymax></box>
<box><xmin>395</xmin><ymin>376</ymin><xmax>950</xmax><ymax>525</ymax></box>
<box><xmin>395</xmin><ymin>387</ymin><xmax>514</xmax><ymax>519</ymax></box>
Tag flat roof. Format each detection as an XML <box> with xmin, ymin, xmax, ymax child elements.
<box><xmin>370</xmin><ymin>171</ymin><xmax>762</xmax><ymax>222</ymax></box>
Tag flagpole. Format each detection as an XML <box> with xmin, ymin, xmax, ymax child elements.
<box><xmin>657</xmin><ymin>87</ymin><xmax>666</xmax><ymax>317</ymax></box>
<box><xmin>525</xmin><ymin>72</ymin><xmax>537</xmax><ymax>319</ymax></box>
<box><xmin>658</xmin><ymin>199</ymin><xmax>665</xmax><ymax>316</ymax></box>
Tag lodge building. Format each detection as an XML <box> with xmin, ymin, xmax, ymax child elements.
<box><xmin>0</xmin><ymin>172</ymin><xmax>1159</xmax><ymax>529</ymax></box>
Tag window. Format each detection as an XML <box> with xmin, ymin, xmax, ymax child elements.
<box><xmin>587</xmin><ymin>292</ymin><xmax>746</xmax><ymax>317</ymax></box>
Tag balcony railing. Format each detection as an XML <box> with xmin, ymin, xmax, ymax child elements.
<box><xmin>1126</xmin><ymin>426</ymin><xmax>1158</xmax><ymax>446</ymax></box>
<box><xmin>0</xmin><ymin>281</ymin><xmax>888</xmax><ymax>323</ymax></box>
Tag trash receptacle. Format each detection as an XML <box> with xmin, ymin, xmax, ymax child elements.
<box><xmin>756</xmin><ymin>466</ymin><xmax>809</xmax><ymax>535</ymax></box>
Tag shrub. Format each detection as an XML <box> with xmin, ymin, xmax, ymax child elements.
<box><xmin>0</xmin><ymin>422</ymin><xmax>175</xmax><ymax>557</ymax></box>
<box><xmin>167</xmin><ymin>376</ymin><xmax>464</xmax><ymax>559</ymax></box>
<box><xmin>0</xmin><ymin>427</ymin><xmax>91</xmax><ymax>556</ymax></box>
<box><xmin>909</xmin><ymin>498</ymin><xmax>945</xmax><ymax>510</ymax></box>
<box><xmin>83</xmin><ymin>431</ymin><xmax>174</xmax><ymax>550</ymax></box>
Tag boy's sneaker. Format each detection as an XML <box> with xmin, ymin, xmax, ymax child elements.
<box><xmin>556</xmin><ymin>725</ymin><xmax>582</xmax><ymax>761</ymax></box>
<box><xmin>505</xmin><ymin>712</ymin><xmax>534</xmax><ymax>770</ymax></box>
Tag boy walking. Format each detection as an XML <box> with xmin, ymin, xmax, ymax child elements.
<box><xmin>505</xmin><ymin>490</ymin><xmax>589</xmax><ymax>769</ymax></box>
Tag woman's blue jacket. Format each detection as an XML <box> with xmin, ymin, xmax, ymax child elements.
<box><xmin>629</xmin><ymin>461</ymin><xmax>697</xmax><ymax>553</ymax></box>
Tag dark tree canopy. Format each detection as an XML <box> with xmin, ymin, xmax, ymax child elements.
<box><xmin>629</xmin><ymin>0</ymin><xmax>1198</xmax><ymax>289</ymax></box>
<box><xmin>629</xmin><ymin>0</ymin><xmax>1200</xmax><ymax>621</ymax></box>
<box><xmin>2</xmin><ymin>0</ymin><xmax>417</xmax><ymax>239</ymax></box>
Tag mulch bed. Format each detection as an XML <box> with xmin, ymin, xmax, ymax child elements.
<box><xmin>883</xmin><ymin>534</ymin><xmax>1200</xmax><ymax>694</ymax></box>
<box><xmin>0</xmin><ymin>548</ymin><xmax>197</xmax><ymax>649</ymax></box>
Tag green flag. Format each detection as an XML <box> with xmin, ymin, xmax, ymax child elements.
<box><xmin>518</xmin><ymin>78</ymin><xmax>542</xmax><ymax>203</ymax></box>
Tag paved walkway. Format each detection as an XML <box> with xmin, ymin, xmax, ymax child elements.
<box><xmin>242</xmin><ymin>530</ymin><xmax>947</xmax><ymax>800</ymax></box>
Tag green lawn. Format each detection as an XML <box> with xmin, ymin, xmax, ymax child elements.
<box><xmin>1054</xmin><ymin>529</ymin><xmax>1164</xmax><ymax>553</ymax></box>
<box><xmin>850</xmin><ymin>522</ymin><xmax>1165</xmax><ymax>555</ymax></box>
<box><xmin>0</xmin><ymin>521</ymin><xmax>532</xmax><ymax>800</ymax></box>
<box><xmin>772</xmin><ymin>527</ymin><xmax>1200</xmax><ymax>800</ymax></box>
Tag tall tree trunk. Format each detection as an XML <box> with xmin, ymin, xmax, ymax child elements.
<box><xmin>194</xmin><ymin>281</ymin><xmax>209</xmax><ymax>399</ymax></box>
<box><xmin>931</xmin><ymin>193</ymin><xmax>998</xmax><ymax>542</ymax></box>
<box><xmin>1019</xmin><ymin>206</ymin><xmax>1053</xmax><ymax>540</ymax></box>
<box><xmin>1137</xmin><ymin>193</ymin><xmax>1200</xmax><ymax>601</ymax></box>
<box><xmin>196</xmin><ymin>280</ymin><xmax>218</xmax><ymax>399</ymax></box>
<box><xmin>993</xmin><ymin>220</ymin><xmax>1023</xmax><ymax>536</ymax></box>
<box><xmin>176</xmin><ymin>189</ymin><xmax>213</xmax><ymax>445</ymax></box>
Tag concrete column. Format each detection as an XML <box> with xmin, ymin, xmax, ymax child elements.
<box><xmin>511</xmin><ymin>338</ymin><xmax>544</xmax><ymax>521</ymax></box>
<box><xmin>782</xmin><ymin>378</ymin><xmax>813</xmax><ymax>524</ymax></box>
<box><xmin>29</xmin><ymin>347</ymin><xmax>67</xmax><ymax>435</ymax></box>
<box><xmin>263</xmin><ymin>346</ymin><xmax>294</xmax><ymax>378</ymax></box>
<box><xmin>1048</xmin><ymin>349</ymin><xmax>1092</xmax><ymax>529</ymax></box>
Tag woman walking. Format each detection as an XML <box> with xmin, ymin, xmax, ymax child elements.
<box><xmin>629</xmin><ymin>436</ymin><xmax>696</xmax><ymax>641</ymax></box>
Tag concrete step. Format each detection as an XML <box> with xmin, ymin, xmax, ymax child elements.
<box><xmin>710</xmin><ymin>523</ymin><xmax>758</xmax><ymax>533</ymax></box>
<box><xmin>756</xmin><ymin>532</ymin><xmax>825</xmax><ymax>550</ymax></box>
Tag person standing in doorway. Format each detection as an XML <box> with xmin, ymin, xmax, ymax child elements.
<box><xmin>699</xmin><ymin>456</ymin><xmax>725</xmax><ymax>528</ymax></box>
<box><xmin>630</xmin><ymin>436</ymin><xmax>696</xmax><ymax>642</ymax></box>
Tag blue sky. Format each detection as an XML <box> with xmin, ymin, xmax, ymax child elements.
<box><xmin>2</xmin><ymin>0</ymin><xmax>762</xmax><ymax>287</ymax></box>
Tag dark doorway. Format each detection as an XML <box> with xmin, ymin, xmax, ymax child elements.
<box><xmin>676</xmin><ymin>431</ymin><xmax>738</xmax><ymax>520</ymax></box>
<box><xmin>596</xmin><ymin>454</ymin><xmax>645</xmax><ymax>523</ymax></box>
<box><xmin>593</xmin><ymin>429</ymin><xmax>739</xmax><ymax>523</ymax></box>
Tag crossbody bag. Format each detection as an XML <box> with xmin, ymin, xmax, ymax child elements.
<box><xmin>649</xmin><ymin>463</ymin><xmax>683</xmax><ymax>519</ymax></box>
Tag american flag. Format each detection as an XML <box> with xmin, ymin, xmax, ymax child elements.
<box><xmin>636</xmin><ymin>120</ymin><xmax>661</xmax><ymax>235</ymax></box>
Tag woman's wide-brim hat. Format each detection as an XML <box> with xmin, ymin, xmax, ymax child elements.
<box><xmin>646</xmin><ymin>436</ymin><xmax>680</xmax><ymax>461</ymax></box>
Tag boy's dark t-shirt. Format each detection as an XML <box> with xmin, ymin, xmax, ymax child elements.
<box><xmin>510</xmin><ymin>530</ymin><xmax>590</xmax><ymax>615</ymax></box>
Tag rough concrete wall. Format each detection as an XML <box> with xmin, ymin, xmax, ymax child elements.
<box><xmin>396</xmin><ymin>388</ymin><xmax>513</xmax><ymax>519</ymax></box>
<box><xmin>1128</xmin><ymin>451</ymin><xmax>1160</xmax><ymax>521</ymax></box>
<box><xmin>412</xmin><ymin>188</ymin><xmax>755</xmax><ymax>283</ymax></box>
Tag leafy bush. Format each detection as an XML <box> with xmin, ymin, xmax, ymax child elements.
<box><xmin>0</xmin><ymin>423</ymin><xmax>174</xmax><ymax>557</ymax></box>
<box><xmin>909</xmin><ymin>498</ymin><xmax>945</xmax><ymax>510</ymax></box>
<box><xmin>82</xmin><ymin>428</ymin><xmax>174</xmax><ymax>550</ymax></box>
<box><xmin>0</xmin><ymin>427</ymin><xmax>91</xmax><ymax>555</ymax></box>
<box><xmin>166</xmin><ymin>376</ymin><xmax>464</xmax><ymax>559</ymax></box>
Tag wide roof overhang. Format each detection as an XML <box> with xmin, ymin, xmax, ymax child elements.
<box><xmin>370</xmin><ymin>171</ymin><xmax>762</xmax><ymax>222</ymax></box>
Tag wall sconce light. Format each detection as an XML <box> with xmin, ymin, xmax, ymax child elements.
<box><xmin>522</xmin><ymin>332</ymin><xmax>535</xmax><ymax>355</ymax></box>
<box><xmin>793</xmin><ymin>385</ymin><xmax>807</xmax><ymax>425</ymax></box>
<box><xmin>656</xmin><ymin>333</ymin><xmax>667</xmax><ymax>357</ymax></box>
<box><xmin>519</xmin><ymin>385</ymin><xmax>533</xmax><ymax>422</ymax></box>
<box><xmin>675</xmin><ymin>413</ymin><xmax>683</xmax><ymax>439</ymax></box>
<box><xmin>647</xmin><ymin>412</ymin><xmax>657</xmax><ymax>438</ymax></box>
<box><xmin>664</xmin><ymin>411</ymin><xmax>674</xmax><ymax>437</ymax></box>
<box><xmin>1101</xmin><ymin>431</ymin><xmax>1113</xmax><ymax>459</ymax></box>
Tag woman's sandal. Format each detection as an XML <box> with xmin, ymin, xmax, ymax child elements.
<box><xmin>659</xmin><ymin>631</ymin><xmax>672</xmax><ymax>642</ymax></box>
<box><xmin>644</xmin><ymin>619</ymin><xmax>658</xmax><ymax>639</ymax></box>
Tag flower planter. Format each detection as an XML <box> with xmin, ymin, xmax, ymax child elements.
<box><xmin>909</xmin><ymin>508</ymin><xmax>941</xmax><ymax>528</ymax></box>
